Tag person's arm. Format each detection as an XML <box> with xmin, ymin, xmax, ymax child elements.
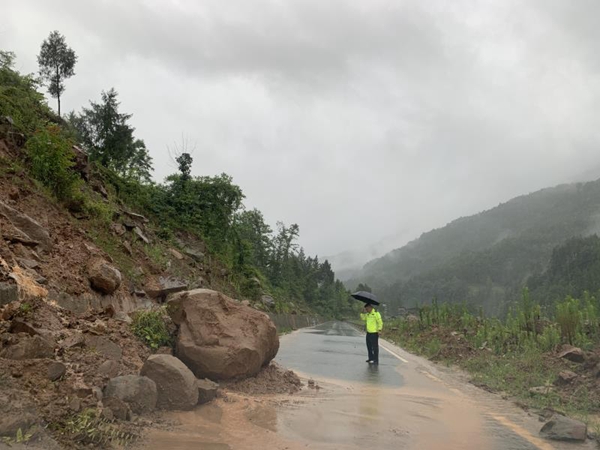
<box><xmin>376</xmin><ymin>311</ymin><xmax>383</xmax><ymax>333</ymax></box>
<box><xmin>360</xmin><ymin>310</ymin><xmax>367</xmax><ymax>322</ymax></box>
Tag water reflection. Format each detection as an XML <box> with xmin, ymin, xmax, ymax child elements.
<box><xmin>277</xmin><ymin>322</ymin><xmax>404</xmax><ymax>387</ymax></box>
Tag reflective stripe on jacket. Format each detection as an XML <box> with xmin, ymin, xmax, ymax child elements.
<box><xmin>360</xmin><ymin>310</ymin><xmax>383</xmax><ymax>333</ymax></box>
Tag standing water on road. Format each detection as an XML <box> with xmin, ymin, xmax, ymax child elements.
<box><xmin>141</xmin><ymin>322</ymin><xmax>596</xmax><ymax>450</ymax></box>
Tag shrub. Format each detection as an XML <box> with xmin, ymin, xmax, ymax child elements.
<box><xmin>26</xmin><ymin>124</ymin><xmax>81</xmax><ymax>200</ymax></box>
<box><xmin>131</xmin><ymin>308</ymin><xmax>172</xmax><ymax>350</ymax></box>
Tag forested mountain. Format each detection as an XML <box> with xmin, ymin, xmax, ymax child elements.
<box><xmin>349</xmin><ymin>180</ymin><xmax>600</xmax><ymax>315</ymax></box>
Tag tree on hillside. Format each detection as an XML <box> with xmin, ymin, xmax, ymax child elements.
<box><xmin>37</xmin><ymin>31</ymin><xmax>77</xmax><ymax>117</ymax></box>
<box><xmin>233</xmin><ymin>209</ymin><xmax>273</xmax><ymax>271</ymax></box>
<box><xmin>0</xmin><ymin>51</ymin><xmax>16</xmax><ymax>69</ymax></box>
<box><xmin>69</xmin><ymin>88</ymin><xmax>153</xmax><ymax>182</ymax></box>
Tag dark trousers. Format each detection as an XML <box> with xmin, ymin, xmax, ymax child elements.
<box><xmin>366</xmin><ymin>332</ymin><xmax>379</xmax><ymax>363</ymax></box>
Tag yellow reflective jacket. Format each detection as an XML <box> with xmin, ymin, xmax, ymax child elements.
<box><xmin>360</xmin><ymin>310</ymin><xmax>383</xmax><ymax>333</ymax></box>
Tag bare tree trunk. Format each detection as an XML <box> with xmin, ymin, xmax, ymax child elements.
<box><xmin>56</xmin><ymin>65</ymin><xmax>61</xmax><ymax>117</ymax></box>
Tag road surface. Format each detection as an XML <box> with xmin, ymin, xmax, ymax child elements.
<box><xmin>141</xmin><ymin>321</ymin><xmax>595</xmax><ymax>450</ymax></box>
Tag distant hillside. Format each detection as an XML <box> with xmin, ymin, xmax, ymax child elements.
<box><xmin>348</xmin><ymin>180</ymin><xmax>600</xmax><ymax>315</ymax></box>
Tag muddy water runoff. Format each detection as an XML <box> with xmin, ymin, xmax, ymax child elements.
<box><xmin>140</xmin><ymin>321</ymin><xmax>596</xmax><ymax>450</ymax></box>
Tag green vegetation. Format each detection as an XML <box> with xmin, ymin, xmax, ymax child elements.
<box><xmin>1</xmin><ymin>427</ymin><xmax>34</xmax><ymax>445</ymax></box>
<box><xmin>0</xmin><ymin>43</ymin><xmax>353</xmax><ymax>318</ymax></box>
<box><xmin>0</xmin><ymin>50</ymin><xmax>53</xmax><ymax>134</ymax></box>
<box><xmin>384</xmin><ymin>291</ymin><xmax>600</xmax><ymax>419</ymax></box>
<box><xmin>26</xmin><ymin>124</ymin><xmax>80</xmax><ymax>200</ymax></box>
<box><xmin>131</xmin><ymin>308</ymin><xmax>172</xmax><ymax>350</ymax></box>
<box><xmin>57</xmin><ymin>409</ymin><xmax>135</xmax><ymax>446</ymax></box>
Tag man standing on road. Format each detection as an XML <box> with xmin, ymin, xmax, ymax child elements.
<box><xmin>360</xmin><ymin>304</ymin><xmax>383</xmax><ymax>364</ymax></box>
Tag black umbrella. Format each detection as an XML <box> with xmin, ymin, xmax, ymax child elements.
<box><xmin>351</xmin><ymin>291</ymin><xmax>380</xmax><ymax>306</ymax></box>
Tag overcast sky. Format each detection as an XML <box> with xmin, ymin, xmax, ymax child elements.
<box><xmin>4</xmin><ymin>0</ymin><xmax>600</xmax><ymax>268</ymax></box>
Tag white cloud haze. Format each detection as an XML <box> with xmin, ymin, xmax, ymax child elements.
<box><xmin>4</xmin><ymin>0</ymin><xmax>600</xmax><ymax>269</ymax></box>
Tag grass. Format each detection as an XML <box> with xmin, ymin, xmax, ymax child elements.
<box><xmin>131</xmin><ymin>308</ymin><xmax>172</xmax><ymax>350</ymax></box>
<box><xmin>53</xmin><ymin>409</ymin><xmax>136</xmax><ymax>446</ymax></box>
<box><xmin>388</xmin><ymin>325</ymin><xmax>598</xmax><ymax>420</ymax></box>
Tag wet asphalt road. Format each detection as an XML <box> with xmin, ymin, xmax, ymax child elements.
<box><xmin>274</xmin><ymin>321</ymin><xmax>594</xmax><ymax>450</ymax></box>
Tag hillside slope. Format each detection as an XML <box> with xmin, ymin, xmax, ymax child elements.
<box><xmin>349</xmin><ymin>180</ymin><xmax>600</xmax><ymax>314</ymax></box>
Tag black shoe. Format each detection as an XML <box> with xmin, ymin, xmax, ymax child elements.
<box><xmin>367</xmin><ymin>360</ymin><xmax>375</xmax><ymax>364</ymax></box>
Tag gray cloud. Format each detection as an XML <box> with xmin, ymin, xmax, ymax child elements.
<box><xmin>4</xmin><ymin>0</ymin><xmax>600</xmax><ymax>268</ymax></box>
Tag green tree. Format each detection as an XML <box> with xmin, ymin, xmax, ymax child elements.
<box><xmin>233</xmin><ymin>209</ymin><xmax>273</xmax><ymax>271</ymax></box>
<box><xmin>37</xmin><ymin>31</ymin><xmax>77</xmax><ymax>117</ymax></box>
<box><xmin>70</xmin><ymin>88</ymin><xmax>153</xmax><ymax>181</ymax></box>
<box><xmin>176</xmin><ymin>153</ymin><xmax>193</xmax><ymax>182</ymax></box>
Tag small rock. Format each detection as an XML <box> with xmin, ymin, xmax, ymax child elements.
<box><xmin>196</xmin><ymin>378</ymin><xmax>219</xmax><ymax>404</ymax></box>
<box><xmin>61</xmin><ymin>332</ymin><xmax>85</xmax><ymax>349</ymax></box>
<box><xmin>9</xmin><ymin>319</ymin><xmax>39</xmax><ymax>336</ymax></box>
<box><xmin>146</xmin><ymin>277</ymin><xmax>187</xmax><ymax>299</ymax></box>
<box><xmin>122</xmin><ymin>241</ymin><xmax>133</xmax><ymax>256</ymax></box>
<box><xmin>183</xmin><ymin>247</ymin><xmax>204</xmax><ymax>262</ymax></box>
<box><xmin>558</xmin><ymin>345</ymin><xmax>585</xmax><ymax>363</ymax></box>
<box><xmin>124</xmin><ymin>211</ymin><xmax>148</xmax><ymax>223</ymax></box>
<box><xmin>85</xmin><ymin>335</ymin><xmax>123</xmax><ymax>361</ymax></box>
<box><xmin>91</xmin><ymin>319</ymin><xmax>107</xmax><ymax>333</ymax></box>
<box><xmin>88</xmin><ymin>259</ymin><xmax>122</xmax><ymax>295</ymax></box>
<box><xmin>47</xmin><ymin>362</ymin><xmax>67</xmax><ymax>381</ymax></box>
<box><xmin>555</xmin><ymin>370</ymin><xmax>578</xmax><ymax>386</ymax></box>
<box><xmin>540</xmin><ymin>415</ymin><xmax>587</xmax><ymax>442</ymax></box>
<box><xmin>73</xmin><ymin>382</ymin><xmax>93</xmax><ymax>398</ymax></box>
<box><xmin>105</xmin><ymin>375</ymin><xmax>157</xmax><ymax>414</ymax></box>
<box><xmin>0</xmin><ymin>200</ymin><xmax>52</xmax><ymax>251</ymax></box>
<box><xmin>92</xmin><ymin>386</ymin><xmax>103</xmax><ymax>402</ymax></box>
<box><xmin>529</xmin><ymin>386</ymin><xmax>553</xmax><ymax>396</ymax></box>
<box><xmin>16</xmin><ymin>258</ymin><xmax>40</xmax><ymax>270</ymax></box>
<box><xmin>98</xmin><ymin>360</ymin><xmax>120</xmax><ymax>378</ymax></box>
<box><xmin>0</xmin><ymin>282</ymin><xmax>18</xmax><ymax>307</ymax></box>
<box><xmin>114</xmin><ymin>312</ymin><xmax>132</xmax><ymax>324</ymax></box>
<box><xmin>241</xmin><ymin>300</ymin><xmax>251</xmax><ymax>307</ymax></box>
<box><xmin>261</xmin><ymin>295</ymin><xmax>275</xmax><ymax>307</ymax></box>
<box><xmin>69</xmin><ymin>397</ymin><xmax>81</xmax><ymax>412</ymax></box>
<box><xmin>102</xmin><ymin>396</ymin><xmax>131</xmax><ymax>421</ymax></box>
<box><xmin>169</xmin><ymin>249</ymin><xmax>184</xmax><ymax>260</ymax></box>
<box><xmin>133</xmin><ymin>227</ymin><xmax>150</xmax><ymax>244</ymax></box>
<box><xmin>0</xmin><ymin>334</ymin><xmax>54</xmax><ymax>360</ymax></box>
<box><xmin>110</xmin><ymin>223</ymin><xmax>126</xmax><ymax>236</ymax></box>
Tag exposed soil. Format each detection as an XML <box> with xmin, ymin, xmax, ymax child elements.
<box><xmin>0</xmin><ymin>296</ymin><xmax>152</xmax><ymax>448</ymax></box>
<box><xmin>223</xmin><ymin>362</ymin><xmax>303</xmax><ymax>395</ymax></box>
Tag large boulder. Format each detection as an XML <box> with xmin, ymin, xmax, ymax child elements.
<box><xmin>104</xmin><ymin>375</ymin><xmax>157</xmax><ymax>414</ymax></box>
<box><xmin>140</xmin><ymin>354</ymin><xmax>198</xmax><ymax>410</ymax></box>
<box><xmin>168</xmin><ymin>289</ymin><xmax>279</xmax><ymax>380</ymax></box>
<box><xmin>88</xmin><ymin>259</ymin><xmax>122</xmax><ymax>294</ymax></box>
<box><xmin>540</xmin><ymin>415</ymin><xmax>587</xmax><ymax>442</ymax></box>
